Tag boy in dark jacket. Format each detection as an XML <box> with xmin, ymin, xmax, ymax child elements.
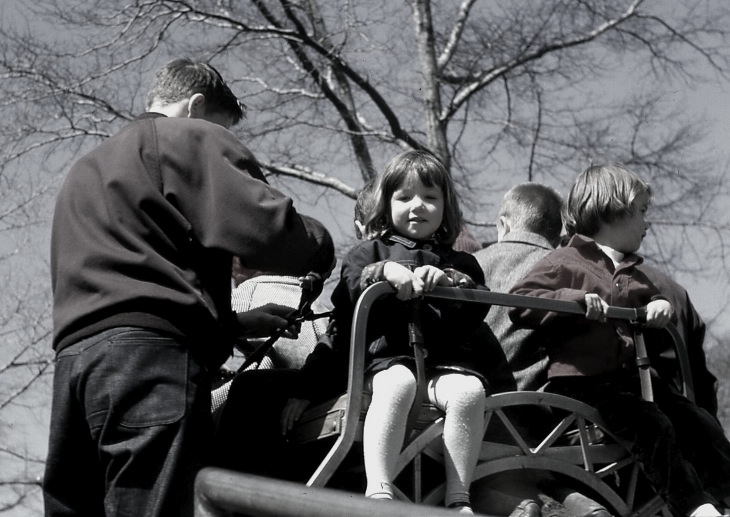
<box><xmin>509</xmin><ymin>164</ymin><xmax>730</xmax><ymax>517</ymax></box>
<box><xmin>44</xmin><ymin>58</ymin><xmax>334</xmax><ymax>517</ymax></box>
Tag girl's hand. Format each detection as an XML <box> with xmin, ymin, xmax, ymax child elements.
<box><xmin>414</xmin><ymin>265</ymin><xmax>450</xmax><ymax>292</ymax></box>
<box><xmin>280</xmin><ymin>398</ymin><xmax>311</xmax><ymax>435</ymax></box>
<box><xmin>584</xmin><ymin>293</ymin><xmax>609</xmax><ymax>321</ymax></box>
<box><xmin>383</xmin><ymin>261</ymin><xmax>423</xmax><ymax>300</ymax></box>
<box><xmin>645</xmin><ymin>299</ymin><xmax>674</xmax><ymax>328</ymax></box>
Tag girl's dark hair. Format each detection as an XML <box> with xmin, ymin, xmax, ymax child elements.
<box><xmin>363</xmin><ymin>150</ymin><xmax>462</xmax><ymax>246</ymax></box>
<box><xmin>353</xmin><ymin>179</ymin><xmax>376</xmax><ymax>239</ymax></box>
<box><xmin>563</xmin><ymin>163</ymin><xmax>652</xmax><ymax>237</ymax></box>
<box><xmin>146</xmin><ymin>58</ymin><xmax>246</xmax><ymax>124</ymax></box>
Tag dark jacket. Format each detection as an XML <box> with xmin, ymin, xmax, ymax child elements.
<box><xmin>51</xmin><ymin>113</ymin><xmax>333</xmax><ymax>370</ymax></box>
<box><xmin>329</xmin><ymin>234</ymin><xmax>490</xmax><ymax>381</ymax></box>
<box><xmin>638</xmin><ymin>264</ymin><xmax>718</xmax><ymax>417</ymax></box>
<box><xmin>473</xmin><ymin>231</ymin><xmax>555</xmax><ymax>391</ymax></box>
<box><xmin>508</xmin><ymin>234</ymin><xmax>667</xmax><ymax>379</ymax></box>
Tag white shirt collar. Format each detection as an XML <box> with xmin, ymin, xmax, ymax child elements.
<box><xmin>596</xmin><ymin>242</ymin><xmax>625</xmax><ymax>267</ymax></box>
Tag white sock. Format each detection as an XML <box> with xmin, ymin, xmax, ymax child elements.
<box><xmin>366</xmin><ymin>482</ymin><xmax>394</xmax><ymax>500</ymax></box>
<box><xmin>363</xmin><ymin>366</ymin><xmax>415</xmax><ymax>501</ymax></box>
<box><xmin>428</xmin><ymin>373</ymin><xmax>485</xmax><ymax>511</ymax></box>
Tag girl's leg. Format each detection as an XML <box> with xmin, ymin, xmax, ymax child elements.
<box><xmin>428</xmin><ymin>373</ymin><xmax>487</xmax><ymax>511</ymax></box>
<box><xmin>363</xmin><ymin>364</ymin><xmax>417</xmax><ymax>499</ymax></box>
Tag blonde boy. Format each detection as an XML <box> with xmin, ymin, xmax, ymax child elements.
<box><xmin>509</xmin><ymin>164</ymin><xmax>730</xmax><ymax>517</ymax></box>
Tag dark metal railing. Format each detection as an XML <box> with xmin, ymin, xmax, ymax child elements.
<box><xmin>195</xmin><ymin>283</ymin><xmax>691</xmax><ymax>515</ymax></box>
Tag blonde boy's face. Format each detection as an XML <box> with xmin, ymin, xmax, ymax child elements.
<box><xmin>603</xmin><ymin>192</ymin><xmax>651</xmax><ymax>254</ymax></box>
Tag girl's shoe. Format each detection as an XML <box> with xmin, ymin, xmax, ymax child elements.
<box><xmin>509</xmin><ymin>499</ymin><xmax>541</xmax><ymax>517</ymax></box>
<box><xmin>447</xmin><ymin>501</ymin><xmax>474</xmax><ymax>515</ymax></box>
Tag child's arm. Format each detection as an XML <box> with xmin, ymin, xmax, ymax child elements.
<box><xmin>645</xmin><ymin>299</ymin><xmax>674</xmax><ymax>328</ymax></box>
<box><xmin>509</xmin><ymin>258</ymin><xmax>589</xmax><ymax>327</ymax></box>
<box><xmin>584</xmin><ymin>294</ymin><xmax>673</xmax><ymax>328</ymax></box>
<box><xmin>383</xmin><ymin>261</ymin><xmax>425</xmax><ymax>300</ymax></box>
<box><xmin>280</xmin><ymin>398</ymin><xmax>311</xmax><ymax>434</ymax></box>
<box><xmin>407</xmin><ymin>264</ymin><xmax>476</xmax><ymax>293</ymax></box>
<box><xmin>413</xmin><ymin>264</ymin><xmax>451</xmax><ymax>291</ymax></box>
<box><xmin>371</xmin><ymin>262</ymin><xmax>470</xmax><ymax>299</ymax></box>
<box><xmin>584</xmin><ymin>293</ymin><xmax>610</xmax><ymax>321</ymax></box>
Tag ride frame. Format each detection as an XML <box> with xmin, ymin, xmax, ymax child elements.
<box><xmin>197</xmin><ymin>282</ymin><xmax>694</xmax><ymax>517</ymax></box>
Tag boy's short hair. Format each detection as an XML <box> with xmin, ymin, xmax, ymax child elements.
<box><xmin>146</xmin><ymin>58</ymin><xmax>245</xmax><ymax>125</ymax></box>
<box><xmin>500</xmin><ymin>183</ymin><xmax>563</xmax><ymax>244</ymax></box>
<box><xmin>563</xmin><ymin>163</ymin><xmax>652</xmax><ymax>237</ymax></box>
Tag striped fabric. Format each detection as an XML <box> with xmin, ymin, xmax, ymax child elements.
<box><xmin>211</xmin><ymin>275</ymin><xmax>329</xmax><ymax>413</ymax></box>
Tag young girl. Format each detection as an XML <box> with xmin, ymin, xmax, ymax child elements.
<box><xmin>509</xmin><ymin>164</ymin><xmax>730</xmax><ymax>517</ymax></box>
<box><xmin>329</xmin><ymin>150</ymin><xmax>489</xmax><ymax>514</ymax></box>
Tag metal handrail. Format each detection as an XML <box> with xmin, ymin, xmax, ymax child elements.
<box><xmin>305</xmin><ymin>282</ymin><xmax>693</xmax><ymax>487</ymax></box>
<box><xmin>194</xmin><ymin>283</ymin><xmax>694</xmax><ymax>515</ymax></box>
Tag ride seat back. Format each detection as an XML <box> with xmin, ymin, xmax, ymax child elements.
<box><xmin>232</xmin><ymin>274</ymin><xmax>329</xmax><ymax>368</ymax></box>
<box><xmin>212</xmin><ymin>275</ymin><xmax>329</xmax><ymax>414</ymax></box>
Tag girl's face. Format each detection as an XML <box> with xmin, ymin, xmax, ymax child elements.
<box><xmin>389</xmin><ymin>175</ymin><xmax>444</xmax><ymax>241</ymax></box>
<box><xmin>603</xmin><ymin>192</ymin><xmax>651</xmax><ymax>254</ymax></box>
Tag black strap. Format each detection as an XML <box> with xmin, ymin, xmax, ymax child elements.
<box><xmin>235</xmin><ymin>273</ymin><xmax>329</xmax><ymax>373</ymax></box>
<box><xmin>235</xmin><ymin>330</ymin><xmax>285</xmax><ymax>374</ymax></box>
<box><xmin>404</xmin><ymin>300</ymin><xmax>427</xmax><ymax>446</ymax></box>
<box><xmin>633</xmin><ymin>325</ymin><xmax>654</xmax><ymax>402</ymax></box>
<box><xmin>629</xmin><ymin>308</ymin><xmax>654</xmax><ymax>402</ymax></box>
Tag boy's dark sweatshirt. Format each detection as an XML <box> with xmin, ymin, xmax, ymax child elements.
<box><xmin>508</xmin><ymin>234</ymin><xmax>671</xmax><ymax>380</ymax></box>
<box><xmin>51</xmin><ymin>113</ymin><xmax>334</xmax><ymax>371</ymax></box>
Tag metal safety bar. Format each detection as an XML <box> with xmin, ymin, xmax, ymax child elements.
<box><xmin>305</xmin><ymin>282</ymin><xmax>693</xmax><ymax>487</ymax></box>
<box><xmin>194</xmin><ymin>283</ymin><xmax>693</xmax><ymax>515</ymax></box>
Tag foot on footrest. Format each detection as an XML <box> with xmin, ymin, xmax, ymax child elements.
<box><xmin>508</xmin><ymin>499</ymin><xmax>541</xmax><ymax>517</ymax></box>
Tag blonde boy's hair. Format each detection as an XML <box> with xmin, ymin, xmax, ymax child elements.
<box><xmin>563</xmin><ymin>163</ymin><xmax>652</xmax><ymax>237</ymax></box>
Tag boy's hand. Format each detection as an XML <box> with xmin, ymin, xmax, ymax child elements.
<box><xmin>236</xmin><ymin>303</ymin><xmax>298</xmax><ymax>338</ymax></box>
<box><xmin>383</xmin><ymin>261</ymin><xmax>424</xmax><ymax>300</ymax></box>
<box><xmin>584</xmin><ymin>293</ymin><xmax>609</xmax><ymax>321</ymax></box>
<box><xmin>645</xmin><ymin>299</ymin><xmax>674</xmax><ymax>328</ymax></box>
<box><xmin>280</xmin><ymin>398</ymin><xmax>311</xmax><ymax>435</ymax></box>
<box><xmin>414</xmin><ymin>265</ymin><xmax>450</xmax><ymax>292</ymax></box>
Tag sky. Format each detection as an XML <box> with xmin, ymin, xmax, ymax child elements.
<box><xmin>666</xmin><ymin>79</ymin><xmax>730</xmax><ymax>336</ymax></box>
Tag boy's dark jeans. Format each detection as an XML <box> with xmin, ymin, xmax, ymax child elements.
<box><xmin>547</xmin><ymin>373</ymin><xmax>730</xmax><ymax>517</ymax></box>
<box><xmin>43</xmin><ymin>327</ymin><xmax>213</xmax><ymax>517</ymax></box>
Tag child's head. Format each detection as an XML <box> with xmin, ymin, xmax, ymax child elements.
<box><xmin>564</xmin><ymin>163</ymin><xmax>652</xmax><ymax>251</ymax></box>
<box><xmin>363</xmin><ymin>150</ymin><xmax>462</xmax><ymax>245</ymax></box>
<box><xmin>146</xmin><ymin>58</ymin><xmax>246</xmax><ymax>126</ymax></box>
<box><xmin>498</xmin><ymin>183</ymin><xmax>564</xmax><ymax>246</ymax></box>
<box><xmin>353</xmin><ymin>179</ymin><xmax>376</xmax><ymax>240</ymax></box>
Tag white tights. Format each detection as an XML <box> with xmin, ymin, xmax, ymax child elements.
<box><xmin>363</xmin><ymin>364</ymin><xmax>486</xmax><ymax>507</ymax></box>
